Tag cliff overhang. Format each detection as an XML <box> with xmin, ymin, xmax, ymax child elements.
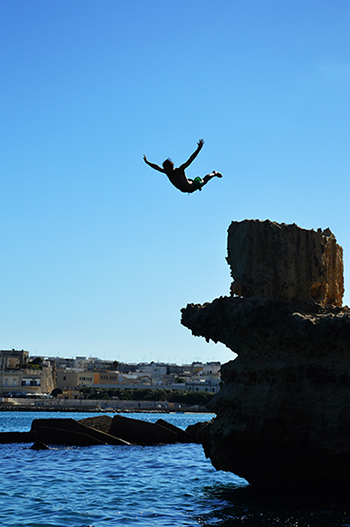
<box><xmin>181</xmin><ymin>220</ymin><xmax>350</xmax><ymax>495</ymax></box>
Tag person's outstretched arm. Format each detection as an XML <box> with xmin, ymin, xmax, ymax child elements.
<box><xmin>143</xmin><ymin>154</ymin><xmax>165</xmax><ymax>173</ymax></box>
<box><xmin>179</xmin><ymin>139</ymin><xmax>204</xmax><ymax>170</ymax></box>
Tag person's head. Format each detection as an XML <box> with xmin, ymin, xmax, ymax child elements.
<box><xmin>162</xmin><ymin>158</ymin><xmax>174</xmax><ymax>173</ymax></box>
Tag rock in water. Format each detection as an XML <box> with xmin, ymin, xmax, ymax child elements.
<box><xmin>109</xmin><ymin>415</ymin><xmax>180</xmax><ymax>445</ymax></box>
<box><xmin>181</xmin><ymin>220</ymin><xmax>350</xmax><ymax>495</ymax></box>
<box><xmin>30</xmin><ymin>440</ymin><xmax>50</xmax><ymax>450</ymax></box>
<box><xmin>77</xmin><ymin>415</ymin><xmax>113</xmax><ymax>434</ymax></box>
<box><xmin>31</xmin><ymin>418</ymin><xmax>129</xmax><ymax>446</ymax></box>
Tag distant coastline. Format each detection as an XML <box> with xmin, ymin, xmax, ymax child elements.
<box><xmin>0</xmin><ymin>402</ymin><xmax>212</xmax><ymax>414</ymax></box>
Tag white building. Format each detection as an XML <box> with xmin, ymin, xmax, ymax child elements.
<box><xmin>202</xmin><ymin>361</ymin><xmax>221</xmax><ymax>376</ymax></box>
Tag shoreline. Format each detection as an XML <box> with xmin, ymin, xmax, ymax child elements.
<box><xmin>0</xmin><ymin>404</ymin><xmax>212</xmax><ymax>414</ymax></box>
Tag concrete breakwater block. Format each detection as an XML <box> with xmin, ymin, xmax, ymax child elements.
<box><xmin>77</xmin><ymin>415</ymin><xmax>113</xmax><ymax>434</ymax></box>
<box><xmin>30</xmin><ymin>440</ymin><xmax>50</xmax><ymax>450</ymax></box>
<box><xmin>155</xmin><ymin>418</ymin><xmax>200</xmax><ymax>443</ymax></box>
<box><xmin>0</xmin><ymin>415</ymin><xmax>203</xmax><ymax>448</ymax></box>
<box><xmin>0</xmin><ymin>431</ymin><xmax>36</xmax><ymax>444</ymax></box>
<box><xmin>110</xmin><ymin>415</ymin><xmax>184</xmax><ymax>445</ymax></box>
<box><xmin>31</xmin><ymin>418</ymin><xmax>130</xmax><ymax>446</ymax></box>
<box><xmin>185</xmin><ymin>421</ymin><xmax>211</xmax><ymax>447</ymax></box>
<box><xmin>80</xmin><ymin>414</ymin><xmax>201</xmax><ymax>445</ymax></box>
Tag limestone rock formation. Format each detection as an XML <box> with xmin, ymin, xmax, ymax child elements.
<box><xmin>181</xmin><ymin>219</ymin><xmax>350</xmax><ymax>494</ymax></box>
<box><xmin>227</xmin><ymin>219</ymin><xmax>344</xmax><ymax>306</ymax></box>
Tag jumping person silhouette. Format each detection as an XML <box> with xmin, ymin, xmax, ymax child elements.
<box><xmin>143</xmin><ymin>139</ymin><xmax>222</xmax><ymax>193</ymax></box>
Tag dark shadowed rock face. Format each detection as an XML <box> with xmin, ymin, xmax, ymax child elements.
<box><xmin>181</xmin><ymin>220</ymin><xmax>350</xmax><ymax>495</ymax></box>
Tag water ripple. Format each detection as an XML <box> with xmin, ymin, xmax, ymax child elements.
<box><xmin>0</xmin><ymin>412</ymin><xmax>348</xmax><ymax>526</ymax></box>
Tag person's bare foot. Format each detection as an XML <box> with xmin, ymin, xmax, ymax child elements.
<box><xmin>213</xmin><ymin>171</ymin><xmax>223</xmax><ymax>178</ymax></box>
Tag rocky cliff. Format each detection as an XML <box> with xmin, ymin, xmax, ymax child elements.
<box><xmin>227</xmin><ymin>219</ymin><xmax>344</xmax><ymax>306</ymax></box>
<box><xmin>181</xmin><ymin>219</ymin><xmax>350</xmax><ymax>494</ymax></box>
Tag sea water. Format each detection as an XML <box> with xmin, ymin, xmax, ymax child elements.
<box><xmin>0</xmin><ymin>411</ymin><xmax>349</xmax><ymax>527</ymax></box>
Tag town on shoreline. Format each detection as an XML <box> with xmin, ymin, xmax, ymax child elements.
<box><xmin>0</xmin><ymin>349</ymin><xmax>221</xmax><ymax>412</ymax></box>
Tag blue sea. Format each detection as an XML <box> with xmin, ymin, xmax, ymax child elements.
<box><xmin>0</xmin><ymin>411</ymin><xmax>349</xmax><ymax>527</ymax></box>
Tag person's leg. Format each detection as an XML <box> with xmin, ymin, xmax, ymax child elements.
<box><xmin>188</xmin><ymin>172</ymin><xmax>222</xmax><ymax>192</ymax></box>
<box><xmin>202</xmin><ymin>171</ymin><xmax>223</xmax><ymax>185</ymax></box>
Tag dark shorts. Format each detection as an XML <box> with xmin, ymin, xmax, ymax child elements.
<box><xmin>191</xmin><ymin>177</ymin><xmax>204</xmax><ymax>191</ymax></box>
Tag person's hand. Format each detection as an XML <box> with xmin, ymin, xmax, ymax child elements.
<box><xmin>197</xmin><ymin>138</ymin><xmax>204</xmax><ymax>149</ymax></box>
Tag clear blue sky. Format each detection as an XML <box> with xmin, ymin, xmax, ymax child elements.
<box><xmin>1</xmin><ymin>0</ymin><xmax>349</xmax><ymax>364</ymax></box>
